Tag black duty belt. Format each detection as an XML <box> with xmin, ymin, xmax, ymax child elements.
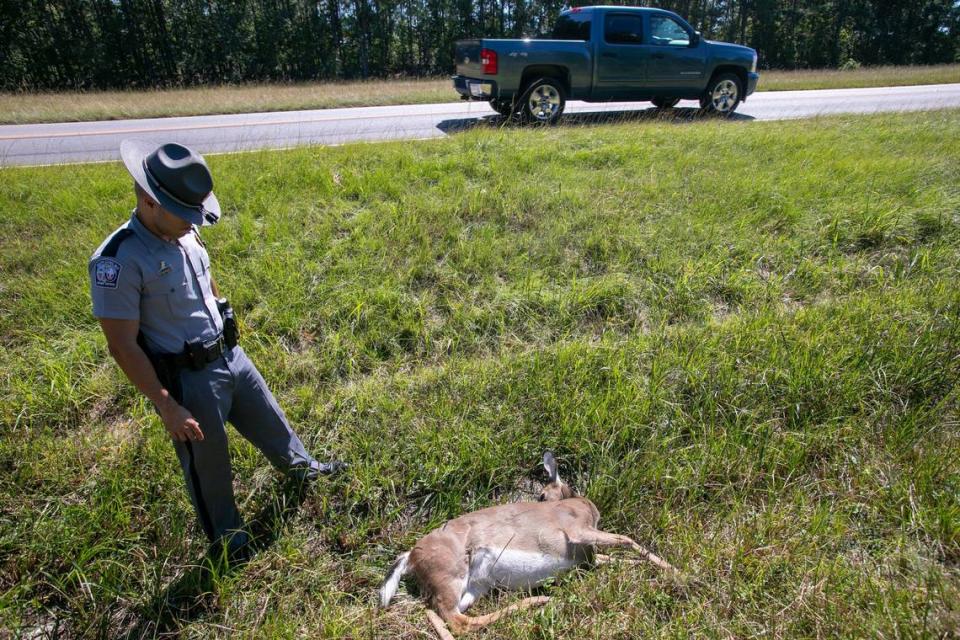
<box><xmin>156</xmin><ymin>334</ymin><xmax>228</xmax><ymax>372</ymax></box>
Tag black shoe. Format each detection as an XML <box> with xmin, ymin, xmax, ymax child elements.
<box><xmin>207</xmin><ymin>532</ymin><xmax>254</xmax><ymax>567</ymax></box>
<box><xmin>225</xmin><ymin>541</ymin><xmax>255</xmax><ymax>565</ymax></box>
<box><xmin>316</xmin><ymin>460</ymin><xmax>348</xmax><ymax>475</ymax></box>
<box><xmin>286</xmin><ymin>460</ymin><xmax>348</xmax><ymax>486</ymax></box>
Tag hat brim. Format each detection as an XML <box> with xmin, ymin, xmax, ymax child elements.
<box><xmin>121</xmin><ymin>139</ymin><xmax>221</xmax><ymax>226</ymax></box>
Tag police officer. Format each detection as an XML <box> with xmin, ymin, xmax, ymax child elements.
<box><xmin>90</xmin><ymin>140</ymin><xmax>344</xmax><ymax>560</ymax></box>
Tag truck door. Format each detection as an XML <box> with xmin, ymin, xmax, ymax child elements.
<box><xmin>594</xmin><ymin>12</ymin><xmax>649</xmax><ymax>99</ymax></box>
<box><xmin>644</xmin><ymin>12</ymin><xmax>706</xmax><ymax>92</ymax></box>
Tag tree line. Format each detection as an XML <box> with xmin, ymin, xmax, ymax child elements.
<box><xmin>2</xmin><ymin>0</ymin><xmax>958</xmax><ymax>91</ymax></box>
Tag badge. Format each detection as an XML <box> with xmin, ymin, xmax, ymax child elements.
<box><xmin>159</xmin><ymin>260</ymin><xmax>172</xmax><ymax>275</ymax></box>
<box><xmin>94</xmin><ymin>258</ymin><xmax>122</xmax><ymax>289</ymax></box>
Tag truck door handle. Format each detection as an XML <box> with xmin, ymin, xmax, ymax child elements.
<box><xmin>601</xmin><ymin>53</ymin><xmax>618</xmax><ymax>58</ymax></box>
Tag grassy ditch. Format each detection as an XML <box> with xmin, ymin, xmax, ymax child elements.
<box><xmin>1</xmin><ymin>110</ymin><xmax>959</xmax><ymax>638</ymax></box>
<box><xmin>1</xmin><ymin>64</ymin><xmax>958</xmax><ymax>125</ymax></box>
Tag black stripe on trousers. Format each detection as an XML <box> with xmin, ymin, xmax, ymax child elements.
<box><xmin>164</xmin><ymin>366</ymin><xmax>217</xmax><ymax>543</ymax></box>
<box><xmin>183</xmin><ymin>440</ymin><xmax>216</xmax><ymax>542</ymax></box>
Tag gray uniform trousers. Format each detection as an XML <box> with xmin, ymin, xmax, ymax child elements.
<box><xmin>170</xmin><ymin>345</ymin><xmax>317</xmax><ymax>547</ymax></box>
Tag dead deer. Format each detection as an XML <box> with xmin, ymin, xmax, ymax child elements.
<box><xmin>379</xmin><ymin>452</ymin><xmax>677</xmax><ymax>639</ymax></box>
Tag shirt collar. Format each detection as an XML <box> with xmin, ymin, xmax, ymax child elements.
<box><xmin>129</xmin><ymin>209</ymin><xmax>176</xmax><ymax>253</ymax></box>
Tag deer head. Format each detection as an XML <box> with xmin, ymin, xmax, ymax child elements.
<box><xmin>538</xmin><ymin>451</ymin><xmax>575</xmax><ymax>502</ymax></box>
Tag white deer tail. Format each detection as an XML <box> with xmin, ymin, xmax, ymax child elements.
<box><xmin>379</xmin><ymin>551</ymin><xmax>411</xmax><ymax>608</ymax></box>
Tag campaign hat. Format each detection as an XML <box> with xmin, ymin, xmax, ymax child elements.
<box><xmin>121</xmin><ymin>140</ymin><xmax>220</xmax><ymax>226</ymax></box>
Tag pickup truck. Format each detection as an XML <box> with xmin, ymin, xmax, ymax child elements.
<box><xmin>453</xmin><ymin>5</ymin><xmax>759</xmax><ymax>123</ymax></box>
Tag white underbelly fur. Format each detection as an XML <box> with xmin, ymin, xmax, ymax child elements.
<box><xmin>473</xmin><ymin>548</ymin><xmax>577</xmax><ymax>590</ymax></box>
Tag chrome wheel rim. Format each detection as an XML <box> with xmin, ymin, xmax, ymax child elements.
<box><xmin>711</xmin><ymin>79</ymin><xmax>739</xmax><ymax>112</ymax></box>
<box><xmin>528</xmin><ymin>84</ymin><xmax>561</xmax><ymax>121</ymax></box>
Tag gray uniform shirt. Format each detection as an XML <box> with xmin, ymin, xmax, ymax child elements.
<box><xmin>89</xmin><ymin>211</ymin><xmax>223</xmax><ymax>354</ymax></box>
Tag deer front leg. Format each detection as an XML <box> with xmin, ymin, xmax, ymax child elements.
<box><xmin>593</xmin><ymin>553</ymin><xmax>647</xmax><ymax>566</ymax></box>
<box><xmin>571</xmin><ymin>529</ymin><xmax>678</xmax><ymax>574</ymax></box>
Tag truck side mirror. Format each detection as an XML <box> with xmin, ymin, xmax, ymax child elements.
<box><xmin>690</xmin><ymin>31</ymin><xmax>701</xmax><ymax>47</ymax></box>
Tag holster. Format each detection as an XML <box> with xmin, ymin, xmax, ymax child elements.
<box><xmin>217</xmin><ymin>298</ymin><xmax>239</xmax><ymax>349</ymax></box>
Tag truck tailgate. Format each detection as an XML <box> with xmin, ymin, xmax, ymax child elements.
<box><xmin>455</xmin><ymin>39</ymin><xmax>483</xmax><ymax>76</ymax></box>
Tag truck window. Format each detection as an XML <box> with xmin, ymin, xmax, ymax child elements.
<box><xmin>649</xmin><ymin>14</ymin><xmax>690</xmax><ymax>46</ymax></box>
<box><xmin>604</xmin><ymin>14</ymin><xmax>644</xmax><ymax>45</ymax></box>
<box><xmin>551</xmin><ymin>13</ymin><xmax>591</xmax><ymax>41</ymax></box>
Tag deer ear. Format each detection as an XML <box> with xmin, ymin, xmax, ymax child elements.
<box><xmin>543</xmin><ymin>451</ymin><xmax>559</xmax><ymax>483</ymax></box>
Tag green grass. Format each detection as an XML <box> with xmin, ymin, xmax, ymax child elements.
<box><xmin>1</xmin><ymin>109</ymin><xmax>959</xmax><ymax>638</ymax></box>
<box><xmin>1</xmin><ymin>64</ymin><xmax>958</xmax><ymax>125</ymax></box>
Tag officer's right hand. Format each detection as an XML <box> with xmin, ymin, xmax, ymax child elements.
<box><xmin>160</xmin><ymin>402</ymin><xmax>205</xmax><ymax>442</ymax></box>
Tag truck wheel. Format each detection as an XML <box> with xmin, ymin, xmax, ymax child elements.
<box><xmin>700</xmin><ymin>73</ymin><xmax>743</xmax><ymax>116</ymax></box>
<box><xmin>520</xmin><ymin>78</ymin><xmax>566</xmax><ymax>125</ymax></box>
<box><xmin>651</xmin><ymin>97</ymin><xmax>680</xmax><ymax>109</ymax></box>
<box><xmin>489</xmin><ymin>99</ymin><xmax>516</xmax><ymax>117</ymax></box>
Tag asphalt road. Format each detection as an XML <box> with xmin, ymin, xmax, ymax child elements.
<box><xmin>1</xmin><ymin>83</ymin><xmax>958</xmax><ymax>167</ymax></box>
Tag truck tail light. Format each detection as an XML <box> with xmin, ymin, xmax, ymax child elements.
<box><xmin>481</xmin><ymin>48</ymin><xmax>498</xmax><ymax>75</ymax></box>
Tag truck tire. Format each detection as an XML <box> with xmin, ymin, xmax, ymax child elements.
<box><xmin>489</xmin><ymin>99</ymin><xmax>516</xmax><ymax>117</ymax></box>
<box><xmin>700</xmin><ymin>73</ymin><xmax>743</xmax><ymax>116</ymax></box>
<box><xmin>651</xmin><ymin>97</ymin><xmax>680</xmax><ymax>109</ymax></box>
<box><xmin>519</xmin><ymin>77</ymin><xmax>566</xmax><ymax>125</ymax></box>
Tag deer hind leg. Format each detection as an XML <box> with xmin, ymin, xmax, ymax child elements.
<box><xmin>412</xmin><ymin>535</ymin><xmax>470</xmax><ymax>637</ymax></box>
<box><xmin>426</xmin><ymin>596</ymin><xmax>550</xmax><ymax>638</ymax></box>
<box><xmin>457</xmin><ymin>547</ymin><xmax>497</xmax><ymax>613</ymax></box>
<box><xmin>447</xmin><ymin>596</ymin><xmax>551</xmax><ymax>634</ymax></box>
<box><xmin>573</xmin><ymin>529</ymin><xmax>677</xmax><ymax>574</ymax></box>
<box><xmin>427</xmin><ymin>547</ymin><xmax>549</xmax><ymax>637</ymax></box>
<box><xmin>426</xmin><ymin>608</ymin><xmax>457</xmax><ymax>640</ymax></box>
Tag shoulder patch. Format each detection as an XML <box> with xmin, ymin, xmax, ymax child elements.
<box><xmin>94</xmin><ymin>258</ymin><xmax>123</xmax><ymax>289</ymax></box>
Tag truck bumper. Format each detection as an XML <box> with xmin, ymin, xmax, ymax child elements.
<box><xmin>452</xmin><ymin>75</ymin><xmax>498</xmax><ymax>100</ymax></box>
<box><xmin>746</xmin><ymin>72</ymin><xmax>759</xmax><ymax>98</ymax></box>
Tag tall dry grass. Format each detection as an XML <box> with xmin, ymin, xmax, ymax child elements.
<box><xmin>1</xmin><ymin>64</ymin><xmax>957</xmax><ymax>125</ymax></box>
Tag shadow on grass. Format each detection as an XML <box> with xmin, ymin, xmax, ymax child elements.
<box><xmin>437</xmin><ymin>106</ymin><xmax>755</xmax><ymax>135</ymax></box>
<box><xmin>120</xmin><ymin>478</ymin><xmax>312</xmax><ymax>639</ymax></box>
